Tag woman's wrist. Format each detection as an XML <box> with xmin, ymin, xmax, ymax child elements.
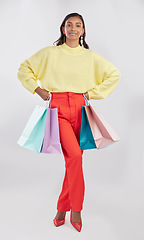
<box><xmin>84</xmin><ymin>92</ymin><xmax>89</xmax><ymax>100</ymax></box>
<box><xmin>35</xmin><ymin>86</ymin><xmax>42</xmax><ymax>95</ymax></box>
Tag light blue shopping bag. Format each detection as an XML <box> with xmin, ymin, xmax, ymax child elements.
<box><xmin>17</xmin><ymin>105</ymin><xmax>47</xmax><ymax>153</ymax></box>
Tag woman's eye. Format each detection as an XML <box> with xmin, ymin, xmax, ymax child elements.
<box><xmin>67</xmin><ymin>24</ymin><xmax>80</xmax><ymax>27</ymax></box>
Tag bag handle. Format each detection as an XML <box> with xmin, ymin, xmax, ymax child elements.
<box><xmin>42</xmin><ymin>92</ymin><xmax>52</xmax><ymax>108</ymax></box>
<box><xmin>82</xmin><ymin>93</ymin><xmax>89</xmax><ymax>106</ymax></box>
<box><xmin>42</xmin><ymin>92</ymin><xmax>88</xmax><ymax>107</ymax></box>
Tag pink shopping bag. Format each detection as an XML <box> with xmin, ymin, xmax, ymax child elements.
<box><xmin>84</xmin><ymin>103</ymin><xmax>120</xmax><ymax>149</ymax></box>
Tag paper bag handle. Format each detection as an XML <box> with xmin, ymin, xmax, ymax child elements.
<box><xmin>42</xmin><ymin>92</ymin><xmax>52</xmax><ymax>108</ymax></box>
<box><xmin>83</xmin><ymin>93</ymin><xmax>89</xmax><ymax>106</ymax></box>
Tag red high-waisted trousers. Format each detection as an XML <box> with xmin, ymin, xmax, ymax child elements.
<box><xmin>50</xmin><ymin>92</ymin><xmax>85</xmax><ymax>212</ymax></box>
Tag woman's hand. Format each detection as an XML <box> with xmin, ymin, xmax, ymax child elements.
<box><xmin>35</xmin><ymin>87</ymin><xmax>51</xmax><ymax>101</ymax></box>
<box><xmin>83</xmin><ymin>91</ymin><xmax>89</xmax><ymax>100</ymax></box>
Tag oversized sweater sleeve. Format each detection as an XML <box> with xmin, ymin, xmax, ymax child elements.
<box><xmin>17</xmin><ymin>48</ymin><xmax>45</xmax><ymax>94</ymax></box>
<box><xmin>87</xmin><ymin>52</ymin><xmax>121</xmax><ymax>100</ymax></box>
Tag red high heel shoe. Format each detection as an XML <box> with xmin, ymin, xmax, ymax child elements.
<box><xmin>53</xmin><ymin>214</ymin><xmax>66</xmax><ymax>227</ymax></box>
<box><xmin>70</xmin><ymin>210</ymin><xmax>82</xmax><ymax>232</ymax></box>
<box><xmin>53</xmin><ymin>217</ymin><xmax>65</xmax><ymax>227</ymax></box>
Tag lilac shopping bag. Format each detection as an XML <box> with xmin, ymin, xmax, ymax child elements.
<box><xmin>40</xmin><ymin>93</ymin><xmax>62</xmax><ymax>154</ymax></box>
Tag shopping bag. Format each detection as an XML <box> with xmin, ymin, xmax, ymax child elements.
<box><xmin>40</xmin><ymin>106</ymin><xmax>62</xmax><ymax>154</ymax></box>
<box><xmin>80</xmin><ymin>105</ymin><xmax>97</xmax><ymax>150</ymax></box>
<box><xmin>80</xmin><ymin>94</ymin><xmax>120</xmax><ymax>150</ymax></box>
<box><xmin>85</xmin><ymin>104</ymin><xmax>120</xmax><ymax>149</ymax></box>
<box><xmin>17</xmin><ymin>105</ymin><xmax>47</xmax><ymax>153</ymax></box>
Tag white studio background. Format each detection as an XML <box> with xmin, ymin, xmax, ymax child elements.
<box><xmin>0</xmin><ymin>0</ymin><xmax>144</xmax><ymax>239</ymax></box>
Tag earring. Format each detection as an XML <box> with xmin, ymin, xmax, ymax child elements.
<box><xmin>80</xmin><ymin>35</ymin><xmax>83</xmax><ymax>46</ymax></box>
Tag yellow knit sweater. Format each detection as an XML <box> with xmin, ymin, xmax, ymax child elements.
<box><xmin>17</xmin><ymin>42</ymin><xmax>121</xmax><ymax>100</ymax></box>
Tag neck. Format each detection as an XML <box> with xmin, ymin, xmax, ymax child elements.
<box><xmin>60</xmin><ymin>42</ymin><xmax>84</xmax><ymax>55</ymax></box>
<box><xmin>65</xmin><ymin>39</ymin><xmax>80</xmax><ymax>48</ymax></box>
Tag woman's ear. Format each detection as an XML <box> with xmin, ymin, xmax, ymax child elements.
<box><xmin>81</xmin><ymin>28</ymin><xmax>85</xmax><ymax>35</ymax></box>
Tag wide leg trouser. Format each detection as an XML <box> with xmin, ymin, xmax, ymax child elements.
<box><xmin>50</xmin><ymin>92</ymin><xmax>85</xmax><ymax>212</ymax></box>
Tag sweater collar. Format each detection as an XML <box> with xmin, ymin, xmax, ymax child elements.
<box><xmin>60</xmin><ymin>42</ymin><xmax>84</xmax><ymax>54</ymax></box>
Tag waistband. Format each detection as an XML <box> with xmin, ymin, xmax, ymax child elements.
<box><xmin>51</xmin><ymin>92</ymin><xmax>84</xmax><ymax>99</ymax></box>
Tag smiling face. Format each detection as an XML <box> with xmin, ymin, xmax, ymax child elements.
<box><xmin>62</xmin><ymin>16</ymin><xmax>85</xmax><ymax>43</ymax></box>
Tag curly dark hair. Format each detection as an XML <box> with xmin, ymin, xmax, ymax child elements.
<box><xmin>53</xmin><ymin>12</ymin><xmax>89</xmax><ymax>49</ymax></box>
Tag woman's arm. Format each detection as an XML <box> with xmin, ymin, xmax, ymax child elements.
<box><xmin>83</xmin><ymin>92</ymin><xmax>89</xmax><ymax>100</ymax></box>
<box><xmin>87</xmin><ymin>53</ymin><xmax>121</xmax><ymax>100</ymax></box>
<box><xmin>35</xmin><ymin>86</ymin><xmax>51</xmax><ymax>101</ymax></box>
<box><xmin>17</xmin><ymin>48</ymin><xmax>46</xmax><ymax>94</ymax></box>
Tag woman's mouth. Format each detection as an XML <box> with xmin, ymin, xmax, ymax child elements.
<box><xmin>70</xmin><ymin>33</ymin><xmax>77</xmax><ymax>35</ymax></box>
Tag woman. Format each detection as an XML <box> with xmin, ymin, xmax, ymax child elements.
<box><xmin>17</xmin><ymin>12</ymin><xmax>121</xmax><ymax>232</ymax></box>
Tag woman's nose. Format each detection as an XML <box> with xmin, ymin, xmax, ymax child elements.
<box><xmin>71</xmin><ymin>26</ymin><xmax>76</xmax><ymax>31</ymax></box>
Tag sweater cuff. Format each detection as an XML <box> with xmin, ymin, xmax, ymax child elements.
<box><xmin>87</xmin><ymin>87</ymin><xmax>104</xmax><ymax>100</ymax></box>
<box><xmin>87</xmin><ymin>90</ymin><xmax>93</xmax><ymax>100</ymax></box>
<box><xmin>21</xmin><ymin>79</ymin><xmax>39</xmax><ymax>95</ymax></box>
<box><xmin>33</xmin><ymin>85</ymin><xmax>40</xmax><ymax>94</ymax></box>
